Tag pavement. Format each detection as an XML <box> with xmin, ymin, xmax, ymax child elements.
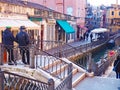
<box><xmin>74</xmin><ymin>62</ymin><xmax>119</xmax><ymax>90</ymax></box>
<box><xmin>74</xmin><ymin>76</ymin><xmax>120</xmax><ymax>90</ymax></box>
<box><xmin>102</xmin><ymin>63</ymin><xmax>116</xmax><ymax>78</ymax></box>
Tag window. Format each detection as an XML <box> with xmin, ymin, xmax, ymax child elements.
<box><xmin>112</xmin><ymin>11</ymin><xmax>114</xmax><ymax>15</ymax></box>
<box><xmin>119</xmin><ymin>12</ymin><xmax>120</xmax><ymax>16</ymax></box>
<box><xmin>67</xmin><ymin>7</ymin><xmax>73</xmax><ymax>16</ymax></box>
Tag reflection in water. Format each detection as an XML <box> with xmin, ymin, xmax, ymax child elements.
<box><xmin>74</xmin><ymin>45</ymin><xmax>115</xmax><ymax>69</ymax></box>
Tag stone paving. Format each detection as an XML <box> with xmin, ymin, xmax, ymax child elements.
<box><xmin>73</xmin><ymin>62</ymin><xmax>120</xmax><ymax>90</ymax></box>
<box><xmin>74</xmin><ymin>76</ymin><xmax>120</xmax><ymax>90</ymax></box>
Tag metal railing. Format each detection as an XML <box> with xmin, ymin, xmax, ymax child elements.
<box><xmin>92</xmin><ymin>52</ymin><xmax>116</xmax><ymax>76</ymax></box>
<box><xmin>55</xmin><ymin>63</ymin><xmax>72</xmax><ymax>90</ymax></box>
<box><xmin>0</xmin><ymin>64</ymin><xmax>73</xmax><ymax>90</ymax></box>
<box><xmin>57</xmin><ymin>38</ymin><xmax>108</xmax><ymax>58</ymax></box>
<box><xmin>32</xmin><ymin>37</ymin><xmax>109</xmax><ymax>59</ymax></box>
<box><xmin>35</xmin><ymin>49</ymin><xmax>72</xmax><ymax>80</ymax></box>
<box><xmin>0</xmin><ymin>44</ymin><xmax>73</xmax><ymax>90</ymax></box>
<box><xmin>0</xmin><ymin>71</ymin><xmax>52</xmax><ymax>90</ymax></box>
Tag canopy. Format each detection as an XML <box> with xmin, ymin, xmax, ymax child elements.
<box><xmin>0</xmin><ymin>19</ymin><xmax>40</xmax><ymax>29</ymax></box>
<box><xmin>57</xmin><ymin>20</ymin><xmax>75</xmax><ymax>34</ymax></box>
<box><xmin>91</xmin><ymin>28</ymin><xmax>109</xmax><ymax>33</ymax></box>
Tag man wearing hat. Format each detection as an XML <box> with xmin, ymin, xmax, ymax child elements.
<box><xmin>2</xmin><ymin>26</ymin><xmax>16</xmax><ymax>65</ymax></box>
<box><xmin>16</xmin><ymin>26</ymin><xmax>30</xmax><ymax>64</ymax></box>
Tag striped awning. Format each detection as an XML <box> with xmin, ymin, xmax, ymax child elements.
<box><xmin>0</xmin><ymin>19</ymin><xmax>40</xmax><ymax>29</ymax></box>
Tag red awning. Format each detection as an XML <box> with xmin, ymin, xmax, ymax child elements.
<box><xmin>79</xmin><ymin>25</ymin><xmax>88</xmax><ymax>30</ymax></box>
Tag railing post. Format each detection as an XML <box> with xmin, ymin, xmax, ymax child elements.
<box><xmin>0</xmin><ymin>69</ymin><xmax>4</xmax><ymax>90</ymax></box>
<box><xmin>67</xmin><ymin>63</ymin><xmax>72</xmax><ymax>90</ymax></box>
<box><xmin>48</xmin><ymin>78</ymin><xmax>54</xmax><ymax>90</ymax></box>
<box><xmin>0</xmin><ymin>43</ymin><xmax>3</xmax><ymax>65</ymax></box>
<box><xmin>87</xmin><ymin>53</ymin><xmax>92</xmax><ymax>72</ymax></box>
<box><xmin>30</xmin><ymin>46</ymin><xmax>35</xmax><ymax>68</ymax></box>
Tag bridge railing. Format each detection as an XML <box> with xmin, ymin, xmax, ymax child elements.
<box><xmin>92</xmin><ymin>51</ymin><xmax>116</xmax><ymax>76</ymax></box>
<box><xmin>55</xmin><ymin>63</ymin><xmax>72</xmax><ymax>90</ymax></box>
<box><xmin>57</xmin><ymin>38</ymin><xmax>108</xmax><ymax>58</ymax></box>
<box><xmin>0</xmin><ymin>43</ymin><xmax>73</xmax><ymax>90</ymax></box>
<box><xmin>35</xmin><ymin>47</ymin><xmax>73</xmax><ymax>80</ymax></box>
<box><xmin>0</xmin><ymin>65</ymin><xmax>72</xmax><ymax>90</ymax></box>
<box><xmin>0</xmin><ymin>70</ymin><xmax>52</xmax><ymax>90</ymax></box>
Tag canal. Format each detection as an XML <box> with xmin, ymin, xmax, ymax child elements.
<box><xmin>74</xmin><ymin>44</ymin><xmax>115</xmax><ymax>70</ymax></box>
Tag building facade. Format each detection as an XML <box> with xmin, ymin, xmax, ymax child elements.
<box><xmin>106</xmin><ymin>4</ymin><xmax>120</xmax><ymax>32</ymax></box>
<box><xmin>28</xmin><ymin>0</ymin><xmax>87</xmax><ymax>40</ymax></box>
<box><xmin>0</xmin><ymin>0</ymin><xmax>77</xmax><ymax>50</ymax></box>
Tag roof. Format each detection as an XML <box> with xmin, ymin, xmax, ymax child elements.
<box><xmin>91</xmin><ymin>28</ymin><xmax>109</xmax><ymax>33</ymax></box>
<box><xmin>0</xmin><ymin>0</ymin><xmax>54</xmax><ymax>11</ymax></box>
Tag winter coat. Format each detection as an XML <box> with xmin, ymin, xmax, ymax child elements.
<box><xmin>2</xmin><ymin>29</ymin><xmax>15</xmax><ymax>46</ymax></box>
<box><xmin>16</xmin><ymin>31</ymin><xmax>30</xmax><ymax>46</ymax></box>
<box><xmin>113</xmin><ymin>59</ymin><xmax>120</xmax><ymax>73</ymax></box>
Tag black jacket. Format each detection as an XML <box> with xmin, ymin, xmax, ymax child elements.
<box><xmin>114</xmin><ymin>59</ymin><xmax>120</xmax><ymax>72</ymax></box>
<box><xmin>2</xmin><ymin>29</ymin><xmax>15</xmax><ymax>46</ymax></box>
<box><xmin>16</xmin><ymin>31</ymin><xmax>29</xmax><ymax>46</ymax></box>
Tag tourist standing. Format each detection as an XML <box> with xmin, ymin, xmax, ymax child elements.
<box><xmin>16</xmin><ymin>26</ymin><xmax>30</xmax><ymax>65</ymax></box>
<box><xmin>2</xmin><ymin>26</ymin><xmax>16</xmax><ymax>65</ymax></box>
<box><xmin>86</xmin><ymin>32</ymin><xmax>89</xmax><ymax>41</ymax></box>
<box><xmin>113</xmin><ymin>55</ymin><xmax>120</xmax><ymax>79</ymax></box>
<box><xmin>90</xmin><ymin>33</ymin><xmax>93</xmax><ymax>42</ymax></box>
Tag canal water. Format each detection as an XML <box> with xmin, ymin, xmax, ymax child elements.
<box><xmin>74</xmin><ymin>44</ymin><xmax>115</xmax><ymax>69</ymax></box>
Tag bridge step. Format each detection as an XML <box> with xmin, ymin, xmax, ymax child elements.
<box><xmin>72</xmin><ymin>72</ymin><xmax>86</xmax><ymax>87</ymax></box>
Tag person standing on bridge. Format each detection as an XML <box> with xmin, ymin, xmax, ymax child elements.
<box><xmin>113</xmin><ymin>55</ymin><xmax>120</xmax><ymax>79</ymax></box>
<box><xmin>2</xmin><ymin>26</ymin><xmax>17</xmax><ymax>65</ymax></box>
<box><xmin>16</xmin><ymin>26</ymin><xmax>30</xmax><ymax>65</ymax></box>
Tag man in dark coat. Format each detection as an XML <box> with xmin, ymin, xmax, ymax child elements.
<box><xmin>2</xmin><ymin>26</ymin><xmax>16</xmax><ymax>65</ymax></box>
<box><xmin>90</xmin><ymin>33</ymin><xmax>93</xmax><ymax>42</ymax></box>
<box><xmin>16</xmin><ymin>26</ymin><xmax>30</xmax><ymax>64</ymax></box>
<box><xmin>113</xmin><ymin>55</ymin><xmax>120</xmax><ymax>79</ymax></box>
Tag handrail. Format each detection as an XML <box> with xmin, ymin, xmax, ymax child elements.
<box><xmin>55</xmin><ymin>63</ymin><xmax>72</xmax><ymax>90</ymax></box>
<box><xmin>2</xmin><ymin>71</ymin><xmax>50</xmax><ymax>90</ymax></box>
<box><xmin>35</xmin><ymin>48</ymin><xmax>72</xmax><ymax>80</ymax></box>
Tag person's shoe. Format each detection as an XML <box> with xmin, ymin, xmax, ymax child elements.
<box><xmin>8</xmin><ymin>62</ymin><xmax>14</xmax><ymax>65</ymax></box>
<box><xmin>23</xmin><ymin>62</ymin><xmax>27</xmax><ymax>64</ymax></box>
<box><xmin>12</xmin><ymin>60</ymin><xmax>17</xmax><ymax>65</ymax></box>
<box><xmin>14</xmin><ymin>61</ymin><xmax>17</xmax><ymax>65</ymax></box>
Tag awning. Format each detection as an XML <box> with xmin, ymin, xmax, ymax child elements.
<box><xmin>29</xmin><ymin>17</ymin><xmax>42</xmax><ymax>21</ymax></box>
<box><xmin>79</xmin><ymin>25</ymin><xmax>88</xmax><ymax>30</ymax></box>
<box><xmin>91</xmin><ymin>28</ymin><xmax>109</xmax><ymax>33</ymax></box>
<box><xmin>57</xmin><ymin>20</ymin><xmax>75</xmax><ymax>34</ymax></box>
<box><xmin>0</xmin><ymin>19</ymin><xmax>40</xmax><ymax>29</ymax></box>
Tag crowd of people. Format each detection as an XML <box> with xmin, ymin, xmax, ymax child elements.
<box><xmin>82</xmin><ymin>31</ymin><xmax>93</xmax><ymax>42</ymax></box>
<box><xmin>2</xmin><ymin>26</ymin><xmax>30</xmax><ymax>65</ymax></box>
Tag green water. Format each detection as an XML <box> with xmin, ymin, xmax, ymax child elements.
<box><xmin>92</xmin><ymin>48</ymin><xmax>107</xmax><ymax>62</ymax></box>
<box><xmin>92</xmin><ymin>47</ymin><xmax>115</xmax><ymax>63</ymax></box>
<box><xmin>75</xmin><ymin>45</ymin><xmax>115</xmax><ymax>69</ymax></box>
